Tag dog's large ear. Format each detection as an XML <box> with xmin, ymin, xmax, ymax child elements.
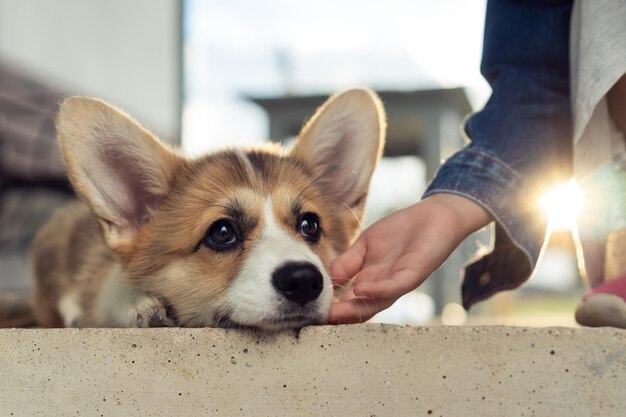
<box><xmin>290</xmin><ymin>89</ymin><xmax>385</xmax><ymax>220</ymax></box>
<box><xmin>57</xmin><ymin>97</ymin><xmax>184</xmax><ymax>253</ymax></box>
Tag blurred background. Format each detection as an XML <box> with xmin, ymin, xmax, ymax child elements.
<box><xmin>0</xmin><ymin>0</ymin><xmax>584</xmax><ymax>326</ymax></box>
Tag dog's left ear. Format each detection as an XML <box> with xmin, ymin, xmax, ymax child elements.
<box><xmin>57</xmin><ymin>97</ymin><xmax>185</xmax><ymax>254</ymax></box>
<box><xmin>291</xmin><ymin>88</ymin><xmax>386</xmax><ymax>219</ymax></box>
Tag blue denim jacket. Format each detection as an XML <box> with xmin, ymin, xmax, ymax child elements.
<box><xmin>423</xmin><ymin>0</ymin><xmax>574</xmax><ymax>309</ymax></box>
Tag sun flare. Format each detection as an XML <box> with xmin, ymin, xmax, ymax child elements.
<box><xmin>539</xmin><ymin>179</ymin><xmax>584</xmax><ymax>232</ymax></box>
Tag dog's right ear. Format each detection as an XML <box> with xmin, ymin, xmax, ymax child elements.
<box><xmin>57</xmin><ymin>97</ymin><xmax>184</xmax><ymax>254</ymax></box>
<box><xmin>290</xmin><ymin>89</ymin><xmax>385</xmax><ymax>223</ymax></box>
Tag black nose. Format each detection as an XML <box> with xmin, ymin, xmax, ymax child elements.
<box><xmin>272</xmin><ymin>262</ymin><xmax>323</xmax><ymax>306</ymax></box>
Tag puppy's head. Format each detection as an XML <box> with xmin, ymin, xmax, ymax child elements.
<box><xmin>57</xmin><ymin>89</ymin><xmax>385</xmax><ymax>330</ymax></box>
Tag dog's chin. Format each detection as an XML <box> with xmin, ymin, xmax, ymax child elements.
<box><xmin>215</xmin><ymin>313</ymin><xmax>325</xmax><ymax>332</ymax></box>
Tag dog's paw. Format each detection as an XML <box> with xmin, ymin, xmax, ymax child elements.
<box><xmin>134</xmin><ymin>295</ymin><xmax>176</xmax><ymax>328</ymax></box>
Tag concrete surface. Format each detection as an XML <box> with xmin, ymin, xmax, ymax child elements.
<box><xmin>0</xmin><ymin>324</ymin><xmax>624</xmax><ymax>417</ymax></box>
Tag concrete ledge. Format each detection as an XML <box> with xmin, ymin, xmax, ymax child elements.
<box><xmin>1</xmin><ymin>325</ymin><xmax>625</xmax><ymax>416</ymax></box>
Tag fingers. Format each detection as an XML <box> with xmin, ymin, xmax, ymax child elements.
<box><xmin>329</xmin><ymin>236</ymin><xmax>367</xmax><ymax>286</ymax></box>
<box><xmin>327</xmin><ymin>296</ymin><xmax>396</xmax><ymax>324</ymax></box>
<box><xmin>328</xmin><ymin>269</ymin><xmax>425</xmax><ymax>325</ymax></box>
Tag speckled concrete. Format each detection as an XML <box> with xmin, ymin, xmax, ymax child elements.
<box><xmin>0</xmin><ymin>325</ymin><xmax>624</xmax><ymax>416</ymax></box>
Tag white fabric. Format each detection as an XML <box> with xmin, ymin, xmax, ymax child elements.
<box><xmin>571</xmin><ymin>0</ymin><xmax>626</xmax><ymax>177</ymax></box>
<box><xmin>570</xmin><ymin>0</ymin><xmax>626</xmax><ymax>286</ymax></box>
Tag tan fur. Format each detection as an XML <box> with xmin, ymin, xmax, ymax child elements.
<box><xmin>30</xmin><ymin>201</ymin><xmax>114</xmax><ymax>326</ymax></box>
<box><xmin>0</xmin><ymin>293</ymin><xmax>36</xmax><ymax>327</ymax></box>
<box><xmin>18</xmin><ymin>89</ymin><xmax>386</xmax><ymax>329</ymax></box>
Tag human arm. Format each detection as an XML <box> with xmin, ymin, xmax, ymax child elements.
<box><xmin>328</xmin><ymin>0</ymin><xmax>575</xmax><ymax>323</ymax></box>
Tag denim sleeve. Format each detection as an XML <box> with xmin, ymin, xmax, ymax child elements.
<box><xmin>423</xmin><ymin>0</ymin><xmax>574</xmax><ymax>309</ymax></box>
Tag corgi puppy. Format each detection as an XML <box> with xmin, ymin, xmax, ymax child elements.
<box><xmin>18</xmin><ymin>89</ymin><xmax>385</xmax><ymax>330</ymax></box>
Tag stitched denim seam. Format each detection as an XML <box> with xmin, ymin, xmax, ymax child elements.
<box><xmin>462</xmin><ymin>149</ymin><xmax>524</xmax><ymax>181</ymax></box>
<box><xmin>422</xmin><ymin>147</ymin><xmax>543</xmax><ymax>287</ymax></box>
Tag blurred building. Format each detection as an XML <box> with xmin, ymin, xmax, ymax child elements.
<box><xmin>249</xmin><ymin>87</ymin><xmax>471</xmax><ymax>180</ymax></box>
<box><xmin>0</xmin><ymin>0</ymin><xmax>183</xmax><ymax>294</ymax></box>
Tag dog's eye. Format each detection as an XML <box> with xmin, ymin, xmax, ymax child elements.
<box><xmin>299</xmin><ymin>212</ymin><xmax>320</xmax><ymax>242</ymax></box>
<box><xmin>204</xmin><ymin>219</ymin><xmax>239</xmax><ymax>251</ymax></box>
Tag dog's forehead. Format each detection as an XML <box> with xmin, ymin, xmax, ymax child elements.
<box><xmin>179</xmin><ymin>147</ymin><xmax>315</xmax><ymax>196</ymax></box>
<box><xmin>154</xmin><ymin>147</ymin><xmax>328</xmax><ymax>241</ymax></box>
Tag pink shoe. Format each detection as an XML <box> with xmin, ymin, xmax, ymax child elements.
<box><xmin>575</xmin><ymin>274</ymin><xmax>626</xmax><ymax>328</ymax></box>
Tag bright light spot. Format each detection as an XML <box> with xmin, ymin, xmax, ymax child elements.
<box><xmin>529</xmin><ymin>248</ymin><xmax>579</xmax><ymax>290</ymax></box>
<box><xmin>370</xmin><ymin>291</ymin><xmax>434</xmax><ymax>325</ymax></box>
<box><xmin>539</xmin><ymin>179</ymin><xmax>584</xmax><ymax>232</ymax></box>
<box><xmin>441</xmin><ymin>302</ymin><xmax>467</xmax><ymax>326</ymax></box>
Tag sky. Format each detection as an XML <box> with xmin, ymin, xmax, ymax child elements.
<box><xmin>182</xmin><ymin>0</ymin><xmax>489</xmax><ymax>155</ymax></box>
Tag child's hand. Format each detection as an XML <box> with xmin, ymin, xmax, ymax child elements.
<box><xmin>328</xmin><ymin>193</ymin><xmax>492</xmax><ymax>324</ymax></box>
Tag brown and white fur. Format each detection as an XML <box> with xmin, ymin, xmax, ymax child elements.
<box><xmin>3</xmin><ymin>89</ymin><xmax>385</xmax><ymax>330</ymax></box>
